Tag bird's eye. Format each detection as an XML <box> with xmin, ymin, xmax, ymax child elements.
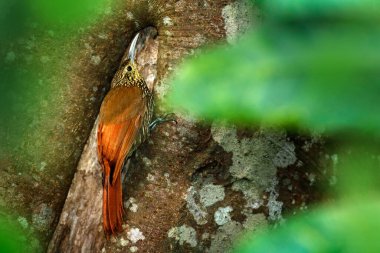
<box><xmin>127</xmin><ymin>66</ymin><xmax>132</xmax><ymax>72</ymax></box>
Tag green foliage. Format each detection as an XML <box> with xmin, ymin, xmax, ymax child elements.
<box><xmin>261</xmin><ymin>0</ymin><xmax>379</xmax><ymax>22</ymax></box>
<box><xmin>335</xmin><ymin>144</ymin><xmax>380</xmax><ymax>197</ymax></box>
<box><xmin>0</xmin><ymin>216</ymin><xmax>29</xmax><ymax>253</ymax></box>
<box><xmin>167</xmin><ymin>23</ymin><xmax>380</xmax><ymax>134</ymax></box>
<box><xmin>31</xmin><ymin>0</ymin><xmax>108</xmax><ymax>26</ymax></box>
<box><xmin>0</xmin><ymin>0</ymin><xmax>107</xmax><ymax>44</ymax></box>
<box><xmin>234</xmin><ymin>199</ymin><xmax>380</xmax><ymax>253</ymax></box>
<box><xmin>0</xmin><ymin>0</ymin><xmax>108</xmax><ymax>152</ymax></box>
<box><xmin>0</xmin><ymin>1</ymin><xmax>30</xmax><ymax>42</ymax></box>
<box><xmin>0</xmin><ymin>0</ymin><xmax>108</xmax><ymax>250</ymax></box>
<box><xmin>167</xmin><ymin>0</ymin><xmax>380</xmax><ymax>252</ymax></box>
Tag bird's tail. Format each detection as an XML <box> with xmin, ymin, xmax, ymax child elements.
<box><xmin>102</xmin><ymin>160</ymin><xmax>123</xmax><ymax>237</ymax></box>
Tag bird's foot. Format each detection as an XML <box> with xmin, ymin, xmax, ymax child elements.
<box><xmin>149</xmin><ymin>113</ymin><xmax>177</xmax><ymax>131</ymax></box>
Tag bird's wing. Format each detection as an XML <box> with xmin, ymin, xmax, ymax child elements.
<box><xmin>99</xmin><ymin>86</ymin><xmax>146</xmax><ymax>124</ymax></box>
<box><xmin>97</xmin><ymin>86</ymin><xmax>145</xmax><ymax>184</ymax></box>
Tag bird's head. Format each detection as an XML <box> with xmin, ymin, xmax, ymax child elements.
<box><xmin>113</xmin><ymin>33</ymin><xmax>142</xmax><ymax>86</ymax></box>
<box><xmin>120</xmin><ymin>60</ymin><xmax>140</xmax><ymax>83</ymax></box>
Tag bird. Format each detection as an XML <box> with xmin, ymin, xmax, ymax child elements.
<box><xmin>96</xmin><ymin>33</ymin><xmax>154</xmax><ymax>236</ymax></box>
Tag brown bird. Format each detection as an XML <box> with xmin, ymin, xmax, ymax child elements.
<box><xmin>97</xmin><ymin>33</ymin><xmax>153</xmax><ymax>236</ymax></box>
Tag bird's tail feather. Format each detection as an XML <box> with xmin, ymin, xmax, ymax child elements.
<box><xmin>103</xmin><ymin>160</ymin><xmax>123</xmax><ymax>237</ymax></box>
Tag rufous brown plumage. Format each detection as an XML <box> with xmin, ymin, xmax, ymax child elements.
<box><xmin>97</xmin><ymin>33</ymin><xmax>153</xmax><ymax>236</ymax></box>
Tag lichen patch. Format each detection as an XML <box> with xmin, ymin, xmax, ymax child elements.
<box><xmin>222</xmin><ymin>0</ymin><xmax>256</xmax><ymax>44</ymax></box>
<box><xmin>273</xmin><ymin>141</ymin><xmax>297</xmax><ymax>168</ymax></box>
<box><xmin>199</xmin><ymin>184</ymin><xmax>225</xmax><ymax>207</ymax></box>
<box><xmin>168</xmin><ymin>225</ymin><xmax>197</xmax><ymax>247</ymax></box>
<box><xmin>214</xmin><ymin>206</ymin><xmax>233</xmax><ymax>226</ymax></box>
<box><xmin>186</xmin><ymin>186</ymin><xmax>208</xmax><ymax>225</ymax></box>
<box><xmin>127</xmin><ymin>228</ymin><xmax>145</xmax><ymax>244</ymax></box>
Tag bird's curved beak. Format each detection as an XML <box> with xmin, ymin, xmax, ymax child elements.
<box><xmin>128</xmin><ymin>33</ymin><xmax>140</xmax><ymax>64</ymax></box>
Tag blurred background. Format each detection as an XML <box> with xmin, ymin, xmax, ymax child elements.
<box><xmin>0</xmin><ymin>0</ymin><xmax>113</xmax><ymax>251</ymax></box>
<box><xmin>1</xmin><ymin>0</ymin><xmax>379</xmax><ymax>252</ymax></box>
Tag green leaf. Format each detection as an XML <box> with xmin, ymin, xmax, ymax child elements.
<box><xmin>233</xmin><ymin>199</ymin><xmax>380</xmax><ymax>253</ymax></box>
<box><xmin>0</xmin><ymin>215</ymin><xmax>29</xmax><ymax>253</ymax></box>
<box><xmin>0</xmin><ymin>0</ymin><xmax>109</xmax><ymax>156</ymax></box>
<box><xmin>30</xmin><ymin>0</ymin><xmax>109</xmax><ymax>26</ymax></box>
<box><xmin>167</xmin><ymin>24</ymin><xmax>380</xmax><ymax>134</ymax></box>
<box><xmin>261</xmin><ymin>0</ymin><xmax>380</xmax><ymax>23</ymax></box>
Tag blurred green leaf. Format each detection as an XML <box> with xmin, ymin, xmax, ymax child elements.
<box><xmin>0</xmin><ymin>0</ymin><xmax>109</xmax><ymax>250</ymax></box>
<box><xmin>260</xmin><ymin>0</ymin><xmax>380</xmax><ymax>23</ymax></box>
<box><xmin>0</xmin><ymin>0</ymin><xmax>109</xmax><ymax>153</ymax></box>
<box><xmin>0</xmin><ymin>0</ymin><xmax>30</xmax><ymax>42</ymax></box>
<box><xmin>167</xmin><ymin>24</ymin><xmax>380</xmax><ymax>134</ymax></box>
<box><xmin>233</xmin><ymin>199</ymin><xmax>380</xmax><ymax>253</ymax></box>
<box><xmin>0</xmin><ymin>215</ymin><xmax>29</xmax><ymax>253</ymax></box>
<box><xmin>334</xmin><ymin>144</ymin><xmax>380</xmax><ymax>197</ymax></box>
<box><xmin>30</xmin><ymin>0</ymin><xmax>108</xmax><ymax>26</ymax></box>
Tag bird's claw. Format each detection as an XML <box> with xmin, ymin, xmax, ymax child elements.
<box><xmin>149</xmin><ymin>113</ymin><xmax>177</xmax><ymax>131</ymax></box>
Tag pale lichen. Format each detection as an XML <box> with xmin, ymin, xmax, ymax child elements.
<box><xmin>32</xmin><ymin>203</ymin><xmax>54</xmax><ymax>232</ymax></box>
<box><xmin>232</xmin><ymin>179</ymin><xmax>262</xmax><ymax>209</ymax></box>
<box><xmin>211</xmin><ymin>124</ymin><xmax>279</xmax><ymax>190</ymax></box>
<box><xmin>266</xmin><ymin>179</ymin><xmax>283</xmax><ymax>222</ymax></box>
<box><xmin>243</xmin><ymin>213</ymin><xmax>267</xmax><ymax>231</ymax></box>
<box><xmin>124</xmin><ymin>197</ymin><xmax>138</xmax><ymax>213</ymax></box>
<box><xmin>126</xmin><ymin>12</ymin><xmax>134</xmax><ymax>20</ymax></box>
<box><xmin>214</xmin><ymin>206</ymin><xmax>233</xmax><ymax>226</ymax></box>
<box><xmin>127</xmin><ymin>228</ymin><xmax>145</xmax><ymax>244</ymax></box>
<box><xmin>186</xmin><ymin>183</ymin><xmax>226</xmax><ymax>225</ymax></box>
<box><xmin>212</xmin><ymin>124</ymin><xmax>294</xmax><ymax>225</ymax></box>
<box><xmin>39</xmin><ymin>161</ymin><xmax>47</xmax><ymax>171</ymax></box>
<box><xmin>155</xmin><ymin>80</ymin><xmax>170</xmax><ymax>99</ymax></box>
<box><xmin>17</xmin><ymin>216</ymin><xmax>29</xmax><ymax>229</ymax></box>
<box><xmin>199</xmin><ymin>184</ymin><xmax>225</xmax><ymax>207</ymax></box>
<box><xmin>208</xmin><ymin>213</ymin><xmax>267</xmax><ymax>252</ymax></box>
<box><xmin>90</xmin><ymin>55</ymin><xmax>101</xmax><ymax>65</ymax></box>
<box><xmin>146</xmin><ymin>173</ymin><xmax>155</xmax><ymax>182</ymax></box>
<box><xmin>120</xmin><ymin>237</ymin><xmax>129</xmax><ymax>247</ymax></box>
<box><xmin>186</xmin><ymin>186</ymin><xmax>208</xmax><ymax>225</ymax></box>
<box><xmin>130</xmin><ymin>246</ymin><xmax>138</xmax><ymax>252</ymax></box>
<box><xmin>273</xmin><ymin>141</ymin><xmax>297</xmax><ymax>168</ymax></box>
<box><xmin>142</xmin><ymin>157</ymin><xmax>152</xmax><ymax>167</ymax></box>
<box><xmin>163</xmin><ymin>16</ymin><xmax>173</xmax><ymax>26</ymax></box>
<box><xmin>208</xmin><ymin>221</ymin><xmax>242</xmax><ymax>253</ymax></box>
<box><xmin>202</xmin><ymin>232</ymin><xmax>210</xmax><ymax>240</ymax></box>
<box><xmin>168</xmin><ymin>225</ymin><xmax>197</xmax><ymax>247</ymax></box>
<box><xmin>222</xmin><ymin>0</ymin><xmax>256</xmax><ymax>44</ymax></box>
